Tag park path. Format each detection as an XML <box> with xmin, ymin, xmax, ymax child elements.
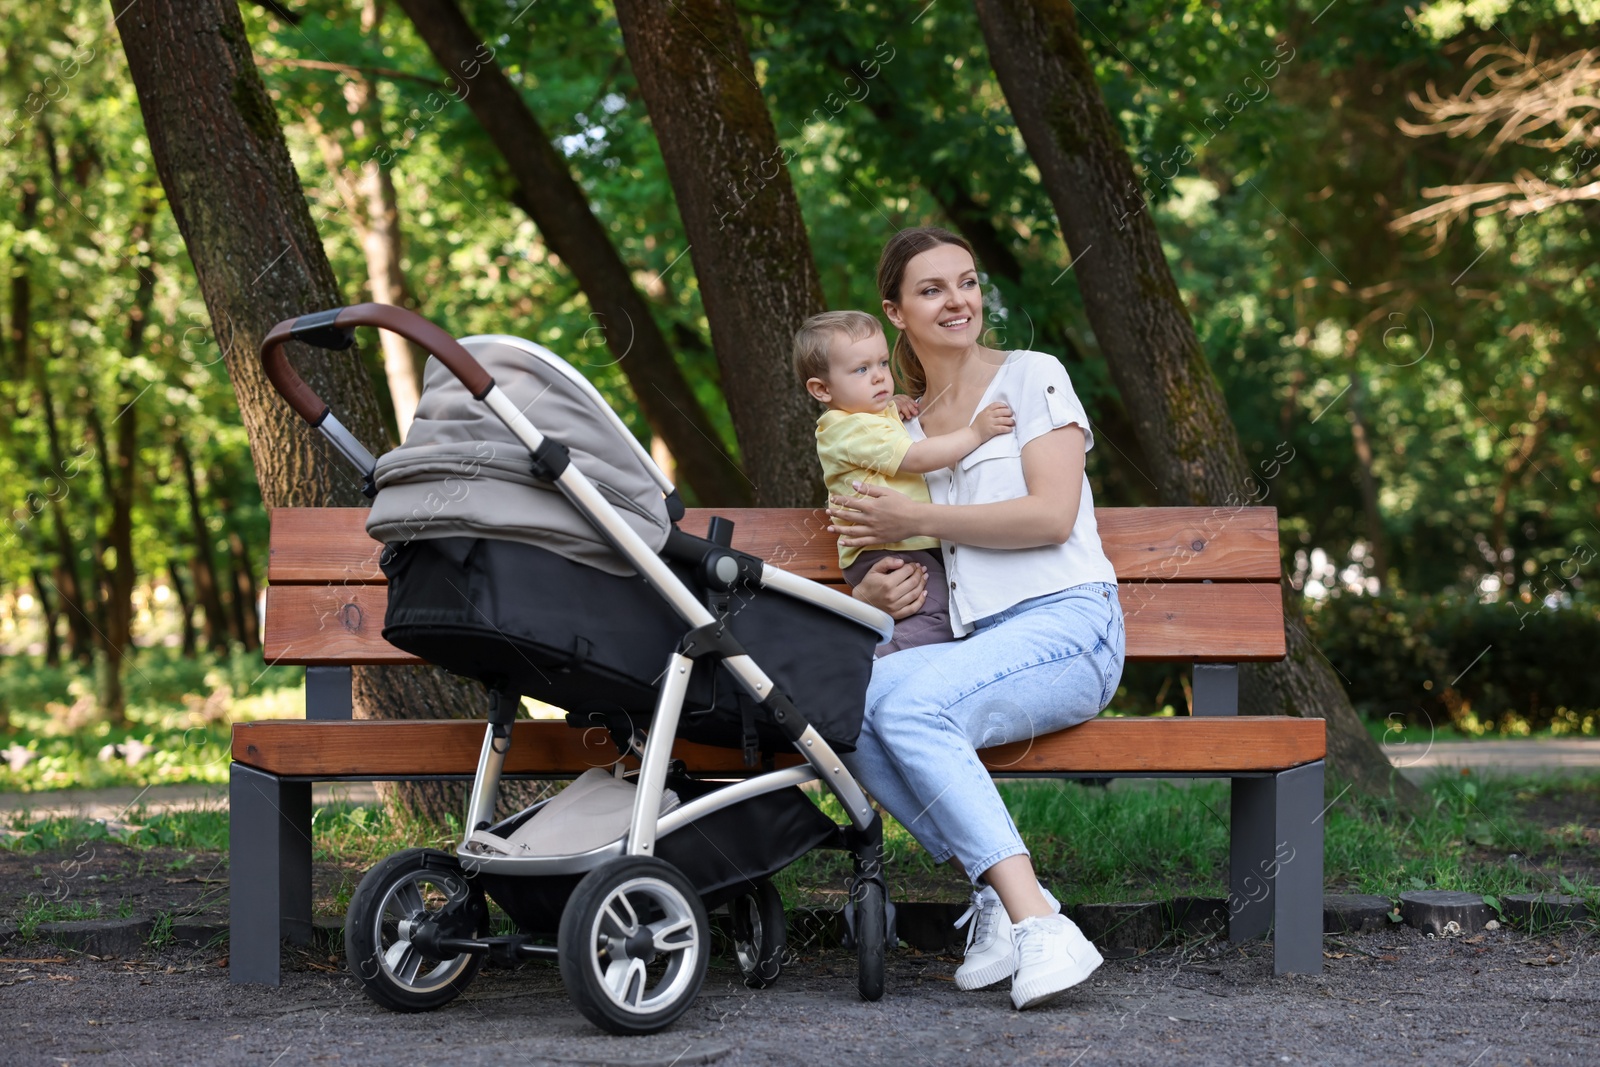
<box><xmin>1387</xmin><ymin>738</ymin><xmax>1600</xmax><ymax>778</ymax></box>
<box><xmin>0</xmin><ymin>781</ymin><xmax>379</xmax><ymax>822</ymax></box>
<box><xmin>1</xmin><ymin>740</ymin><xmax>1596</xmax><ymax>821</ymax></box>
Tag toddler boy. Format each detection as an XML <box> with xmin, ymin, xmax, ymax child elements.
<box><xmin>792</xmin><ymin>310</ymin><xmax>1012</xmax><ymax>655</ymax></box>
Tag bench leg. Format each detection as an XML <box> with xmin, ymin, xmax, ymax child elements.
<box><xmin>1229</xmin><ymin>761</ymin><xmax>1325</xmax><ymax>976</ymax></box>
<box><xmin>1272</xmin><ymin>760</ymin><xmax>1324</xmax><ymax>976</ymax></box>
<box><xmin>230</xmin><ymin>764</ymin><xmax>314</xmax><ymax>985</ymax></box>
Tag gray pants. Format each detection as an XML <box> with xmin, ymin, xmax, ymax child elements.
<box><xmin>843</xmin><ymin>548</ymin><xmax>954</xmax><ymax>656</ymax></box>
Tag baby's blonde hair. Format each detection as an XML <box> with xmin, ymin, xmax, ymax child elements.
<box><xmin>792</xmin><ymin>310</ymin><xmax>883</xmax><ymax>388</ymax></box>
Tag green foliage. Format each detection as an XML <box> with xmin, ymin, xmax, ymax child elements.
<box><xmin>1</xmin><ymin>0</ymin><xmax>1597</xmax><ymax>758</ymax></box>
<box><xmin>0</xmin><ymin>647</ymin><xmax>303</xmax><ymax>792</ymax></box>
<box><xmin>1309</xmin><ymin>592</ymin><xmax>1600</xmax><ymax>733</ymax></box>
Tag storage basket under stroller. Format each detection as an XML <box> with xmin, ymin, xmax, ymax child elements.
<box><xmin>260</xmin><ymin>305</ymin><xmax>894</xmax><ymax>1035</ymax></box>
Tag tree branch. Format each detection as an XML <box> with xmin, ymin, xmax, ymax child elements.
<box><xmin>254</xmin><ymin>55</ymin><xmax>445</xmax><ymax>90</ymax></box>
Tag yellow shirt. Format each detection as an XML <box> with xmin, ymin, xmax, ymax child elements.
<box><xmin>815</xmin><ymin>405</ymin><xmax>941</xmax><ymax>568</ymax></box>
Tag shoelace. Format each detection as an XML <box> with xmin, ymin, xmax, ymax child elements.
<box><xmin>1015</xmin><ymin>916</ymin><xmax>1070</xmax><ymax>968</ymax></box>
<box><xmin>953</xmin><ymin>891</ymin><xmax>1001</xmax><ymax>952</ymax></box>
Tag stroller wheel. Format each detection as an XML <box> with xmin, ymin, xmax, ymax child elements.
<box><xmin>345</xmin><ymin>848</ymin><xmax>485</xmax><ymax>1012</ymax></box>
<box><xmin>558</xmin><ymin>856</ymin><xmax>709</xmax><ymax>1035</ymax></box>
<box><xmin>855</xmin><ymin>879</ymin><xmax>886</xmax><ymax>1002</ymax></box>
<box><xmin>728</xmin><ymin>879</ymin><xmax>785</xmax><ymax>989</ymax></box>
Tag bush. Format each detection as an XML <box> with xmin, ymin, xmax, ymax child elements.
<box><xmin>1307</xmin><ymin>592</ymin><xmax>1600</xmax><ymax>736</ymax></box>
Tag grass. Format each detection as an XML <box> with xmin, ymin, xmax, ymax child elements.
<box><xmin>0</xmin><ymin>647</ymin><xmax>304</xmax><ymax>794</ymax></box>
<box><xmin>776</xmin><ymin>770</ymin><xmax>1599</xmax><ymax>919</ymax></box>
<box><xmin>4</xmin><ymin>769</ymin><xmax>1594</xmax><ymax>934</ymax></box>
<box><xmin>16</xmin><ymin>895</ymin><xmax>102</xmax><ymax>939</ymax></box>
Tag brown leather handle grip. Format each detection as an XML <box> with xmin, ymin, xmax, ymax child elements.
<box><xmin>260</xmin><ymin>303</ymin><xmax>495</xmax><ymax>425</ymax></box>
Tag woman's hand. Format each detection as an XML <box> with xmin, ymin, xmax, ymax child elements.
<box><xmin>827</xmin><ymin>482</ymin><xmax>924</xmax><ymax>548</ymax></box>
<box><xmin>850</xmin><ymin>555</ymin><xmax>928</xmax><ymax>620</ymax></box>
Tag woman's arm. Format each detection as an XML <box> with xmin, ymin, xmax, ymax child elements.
<box><xmin>827</xmin><ymin>425</ymin><xmax>1086</xmax><ymax>550</ymax></box>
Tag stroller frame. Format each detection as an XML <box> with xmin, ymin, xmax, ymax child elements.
<box><xmin>261</xmin><ymin>305</ymin><xmax>892</xmax><ymax>1033</ymax></box>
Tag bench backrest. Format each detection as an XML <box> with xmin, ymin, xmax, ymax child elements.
<box><xmin>263</xmin><ymin>506</ymin><xmax>1286</xmax><ymax>667</ymax></box>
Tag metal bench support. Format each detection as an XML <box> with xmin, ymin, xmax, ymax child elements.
<box><xmin>1229</xmin><ymin>759</ymin><xmax>1325</xmax><ymax>975</ymax></box>
<box><xmin>1192</xmin><ymin>664</ymin><xmax>1239</xmax><ymax>716</ymax></box>
<box><xmin>229</xmin><ymin>763</ymin><xmax>315</xmax><ymax>985</ymax></box>
<box><xmin>306</xmin><ymin>665</ymin><xmax>354</xmax><ymax>720</ymax></box>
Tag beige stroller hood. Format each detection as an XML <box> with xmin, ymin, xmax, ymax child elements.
<box><xmin>366</xmin><ymin>335</ymin><xmax>673</xmax><ymax>576</ymax></box>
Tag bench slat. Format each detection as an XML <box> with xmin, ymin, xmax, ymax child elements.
<box><xmin>262</xmin><ymin>585</ymin><xmax>406</xmax><ymax>665</ymax></box>
<box><xmin>262</xmin><ymin>579</ymin><xmax>1285</xmax><ymax>666</ymax></box>
<box><xmin>267</xmin><ymin>506</ymin><xmax>1282</xmax><ymax>585</ymax></box>
<box><xmin>232</xmin><ymin>716</ymin><xmax>1324</xmax><ymax>777</ymax></box>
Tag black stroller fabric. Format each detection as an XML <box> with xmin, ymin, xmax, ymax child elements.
<box><xmin>379</xmin><ymin>536</ymin><xmax>879</xmax><ymax>753</ymax></box>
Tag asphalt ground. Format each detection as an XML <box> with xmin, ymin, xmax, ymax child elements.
<box><xmin>6</xmin><ymin>923</ymin><xmax>1593</xmax><ymax>1067</ymax></box>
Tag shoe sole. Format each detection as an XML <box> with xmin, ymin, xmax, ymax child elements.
<box><xmin>954</xmin><ymin>953</ymin><xmax>1016</xmax><ymax>991</ymax></box>
<box><xmin>1010</xmin><ymin>944</ymin><xmax>1103</xmax><ymax>1010</ymax></box>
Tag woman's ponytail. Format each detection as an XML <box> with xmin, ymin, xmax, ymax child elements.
<box><xmin>891</xmin><ymin>331</ymin><xmax>926</xmax><ymax>399</ymax></box>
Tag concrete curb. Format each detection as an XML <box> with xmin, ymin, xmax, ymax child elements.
<box><xmin>1323</xmin><ymin>893</ymin><xmax>1395</xmax><ymax>934</ymax></box>
<box><xmin>1399</xmin><ymin>891</ymin><xmax>1493</xmax><ymax>937</ymax></box>
<box><xmin>4</xmin><ymin>889</ymin><xmax>1591</xmax><ymax>962</ymax></box>
<box><xmin>1501</xmin><ymin>893</ymin><xmax>1590</xmax><ymax>926</ymax></box>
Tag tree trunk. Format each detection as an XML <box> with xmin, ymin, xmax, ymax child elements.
<box><xmin>307</xmin><ymin>0</ymin><xmax>424</xmax><ymax>442</ymax></box>
<box><xmin>35</xmin><ymin>364</ymin><xmax>97</xmax><ymax>662</ymax></box>
<box><xmin>226</xmin><ymin>526</ymin><xmax>261</xmax><ymax>652</ymax></box>
<box><xmin>7</xmin><ymin>178</ymin><xmax>38</xmax><ymax>379</ymax></box>
<box><xmin>612</xmin><ymin>0</ymin><xmax>826</xmax><ymax>507</ymax></box>
<box><xmin>115</xmin><ymin>0</ymin><xmax>388</xmax><ymax>510</ymax></box>
<box><xmin>98</xmin><ymin>374</ymin><xmax>137</xmax><ymax>726</ymax></box>
<box><xmin>81</xmin><ymin>406</ymin><xmax>116</xmax><ymax>645</ymax></box>
<box><xmin>1488</xmin><ymin>390</ymin><xmax>1547</xmax><ymax>594</ymax></box>
<box><xmin>168</xmin><ymin>561</ymin><xmax>199</xmax><ymax>658</ymax></box>
<box><xmin>96</xmin><ymin>205</ymin><xmax>158</xmax><ymax>727</ymax></box>
<box><xmin>1346</xmin><ymin>371</ymin><xmax>1388</xmax><ymax>588</ymax></box>
<box><xmin>174</xmin><ymin>434</ymin><xmax>231</xmax><ymax>653</ymax></box>
<box><xmin>116</xmin><ymin>0</ymin><xmax>544</xmax><ymax>826</ymax></box>
<box><xmin>393</xmin><ymin>0</ymin><xmax>751</xmax><ymax>507</ymax></box>
<box><xmin>30</xmin><ymin>568</ymin><xmax>62</xmax><ymax>667</ymax></box>
<box><xmin>974</xmin><ymin>0</ymin><xmax>1418</xmax><ymax>804</ymax></box>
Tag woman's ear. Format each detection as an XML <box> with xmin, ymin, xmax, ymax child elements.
<box><xmin>805</xmin><ymin>377</ymin><xmax>833</xmax><ymax>404</ymax></box>
<box><xmin>882</xmin><ymin>298</ymin><xmax>905</xmax><ymax>330</ymax></box>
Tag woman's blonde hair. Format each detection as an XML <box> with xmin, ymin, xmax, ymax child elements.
<box><xmin>876</xmin><ymin>227</ymin><xmax>977</xmax><ymax>398</ymax></box>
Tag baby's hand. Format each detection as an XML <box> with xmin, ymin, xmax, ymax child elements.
<box><xmin>892</xmin><ymin>394</ymin><xmax>921</xmax><ymax>420</ymax></box>
<box><xmin>973</xmin><ymin>401</ymin><xmax>1015</xmax><ymax>440</ymax></box>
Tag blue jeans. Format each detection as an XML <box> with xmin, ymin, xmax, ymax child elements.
<box><xmin>843</xmin><ymin>582</ymin><xmax>1125</xmax><ymax>882</ymax></box>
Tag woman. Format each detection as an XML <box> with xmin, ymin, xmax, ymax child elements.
<box><xmin>829</xmin><ymin>227</ymin><xmax>1125</xmax><ymax>1010</ymax></box>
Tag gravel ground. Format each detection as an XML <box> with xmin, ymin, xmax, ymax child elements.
<box><xmin>6</xmin><ymin>924</ymin><xmax>1594</xmax><ymax>1067</ymax></box>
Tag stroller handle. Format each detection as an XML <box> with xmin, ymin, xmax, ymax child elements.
<box><xmin>260</xmin><ymin>303</ymin><xmax>495</xmax><ymax>426</ymax></box>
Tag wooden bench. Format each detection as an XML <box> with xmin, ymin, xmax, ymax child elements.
<box><xmin>232</xmin><ymin>505</ymin><xmax>1325</xmax><ymax>984</ymax></box>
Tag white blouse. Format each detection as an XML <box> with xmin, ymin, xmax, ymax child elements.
<box><xmin>908</xmin><ymin>351</ymin><xmax>1117</xmax><ymax>636</ymax></box>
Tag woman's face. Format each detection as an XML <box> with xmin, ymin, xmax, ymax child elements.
<box><xmin>883</xmin><ymin>244</ymin><xmax>983</xmax><ymax>353</ymax></box>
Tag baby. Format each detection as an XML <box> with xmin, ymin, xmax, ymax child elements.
<box><xmin>792</xmin><ymin>310</ymin><xmax>1013</xmax><ymax>655</ymax></box>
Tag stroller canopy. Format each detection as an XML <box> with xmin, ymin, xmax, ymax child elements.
<box><xmin>367</xmin><ymin>335</ymin><xmax>673</xmax><ymax>576</ymax></box>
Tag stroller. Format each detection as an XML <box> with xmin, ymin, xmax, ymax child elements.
<box><xmin>261</xmin><ymin>304</ymin><xmax>893</xmax><ymax>1034</ymax></box>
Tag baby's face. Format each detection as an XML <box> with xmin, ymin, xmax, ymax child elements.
<box><xmin>813</xmin><ymin>332</ymin><xmax>894</xmax><ymax>414</ymax></box>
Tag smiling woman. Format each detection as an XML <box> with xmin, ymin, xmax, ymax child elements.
<box><xmin>832</xmin><ymin>226</ymin><xmax>1125</xmax><ymax>1011</ymax></box>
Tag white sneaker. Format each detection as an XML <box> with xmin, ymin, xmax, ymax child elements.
<box><xmin>952</xmin><ymin>885</ymin><xmax>1060</xmax><ymax>990</ymax></box>
<box><xmin>1010</xmin><ymin>913</ymin><xmax>1102</xmax><ymax>1010</ymax></box>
